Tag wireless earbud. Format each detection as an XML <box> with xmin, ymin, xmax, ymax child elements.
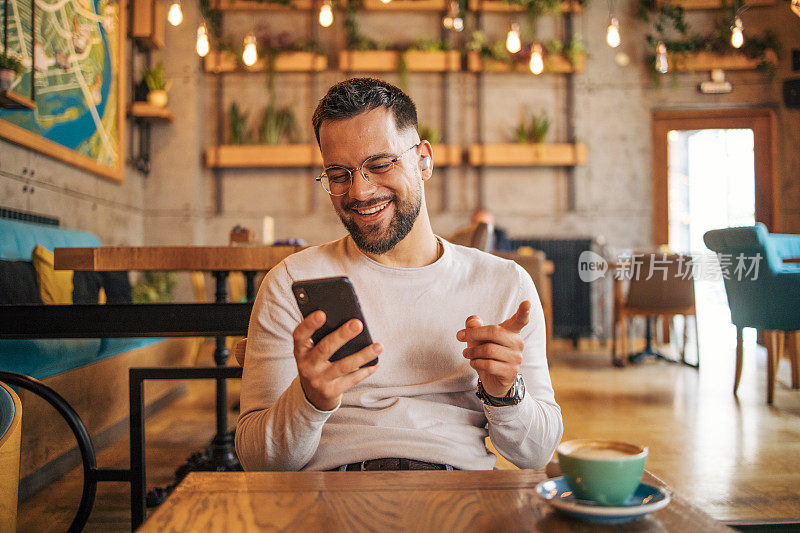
<box><xmin>421</xmin><ymin>157</ymin><xmax>432</xmax><ymax>170</ymax></box>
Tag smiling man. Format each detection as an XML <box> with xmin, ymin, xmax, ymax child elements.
<box><xmin>235</xmin><ymin>77</ymin><xmax>563</xmax><ymax>471</ymax></box>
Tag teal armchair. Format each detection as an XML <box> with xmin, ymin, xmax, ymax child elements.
<box><xmin>703</xmin><ymin>223</ymin><xmax>800</xmax><ymax>404</ymax></box>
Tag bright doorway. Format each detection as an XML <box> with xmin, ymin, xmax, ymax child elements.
<box><xmin>652</xmin><ymin>108</ymin><xmax>778</xmax><ymax>370</ymax></box>
<box><xmin>667</xmin><ymin>128</ymin><xmax>755</xmax><ymax>253</ymax></box>
<box><xmin>666</xmin><ymin>128</ymin><xmax>757</xmax><ymax>362</ymax></box>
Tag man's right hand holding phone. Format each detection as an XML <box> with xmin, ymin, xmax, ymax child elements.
<box><xmin>292</xmin><ymin>310</ymin><xmax>382</xmax><ymax>411</ymax></box>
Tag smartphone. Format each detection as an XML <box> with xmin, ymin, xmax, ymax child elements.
<box><xmin>291</xmin><ymin>276</ymin><xmax>377</xmax><ymax>366</ymax></box>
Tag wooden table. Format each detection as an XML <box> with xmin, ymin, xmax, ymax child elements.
<box><xmin>54</xmin><ymin>244</ymin><xmax>302</xmax><ymax>306</ymax></box>
<box><xmin>141</xmin><ymin>470</ymin><xmax>731</xmax><ymax>532</ymax></box>
<box><xmin>54</xmin><ymin>245</ymin><xmax>302</xmax><ymax>273</ymax></box>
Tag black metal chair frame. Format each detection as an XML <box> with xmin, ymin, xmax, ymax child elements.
<box><xmin>0</xmin><ymin>302</ymin><xmax>251</xmax><ymax>531</ymax></box>
<box><xmin>0</xmin><ymin>371</ymin><xmax>126</xmax><ymax>533</ymax></box>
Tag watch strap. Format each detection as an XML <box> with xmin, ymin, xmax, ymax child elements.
<box><xmin>476</xmin><ymin>375</ymin><xmax>525</xmax><ymax>406</ymax></box>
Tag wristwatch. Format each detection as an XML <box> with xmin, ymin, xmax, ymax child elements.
<box><xmin>476</xmin><ymin>374</ymin><xmax>526</xmax><ymax>406</ymax></box>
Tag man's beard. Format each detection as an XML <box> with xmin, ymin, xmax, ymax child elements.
<box><xmin>338</xmin><ymin>184</ymin><xmax>422</xmax><ymax>255</ymax></box>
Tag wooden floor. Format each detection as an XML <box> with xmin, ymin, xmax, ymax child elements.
<box><xmin>17</xmin><ymin>334</ymin><xmax>800</xmax><ymax>531</ymax></box>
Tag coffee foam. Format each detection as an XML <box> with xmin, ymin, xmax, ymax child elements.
<box><xmin>570</xmin><ymin>445</ymin><xmax>636</xmax><ymax>459</ymax></box>
<box><xmin>559</xmin><ymin>440</ymin><xmax>646</xmax><ymax>460</ymax></box>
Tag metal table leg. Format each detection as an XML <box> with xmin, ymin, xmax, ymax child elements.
<box><xmin>145</xmin><ymin>271</ymin><xmax>242</xmax><ymax>509</ymax></box>
<box><xmin>628</xmin><ymin>317</ymin><xmax>678</xmax><ymax>365</ymax></box>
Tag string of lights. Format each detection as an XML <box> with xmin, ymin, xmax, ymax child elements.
<box><xmin>156</xmin><ymin>0</ymin><xmax>795</xmax><ymax>75</ymax></box>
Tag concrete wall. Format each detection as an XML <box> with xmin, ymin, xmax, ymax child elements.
<box><xmin>2</xmin><ymin>1</ymin><xmax>798</xmax><ymax>252</ymax></box>
<box><xmin>0</xmin><ymin>107</ymin><xmax>147</xmax><ymax>246</ymax></box>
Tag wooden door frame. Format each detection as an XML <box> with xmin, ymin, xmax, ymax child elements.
<box><xmin>651</xmin><ymin>108</ymin><xmax>779</xmax><ymax>246</ymax></box>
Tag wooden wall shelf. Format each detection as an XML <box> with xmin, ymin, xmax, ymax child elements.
<box><xmin>656</xmin><ymin>0</ymin><xmax>773</xmax><ymax>8</ymax></box>
<box><xmin>205</xmin><ymin>144</ymin><xmax>323</xmax><ymax>168</ymax></box>
<box><xmin>213</xmin><ymin>0</ymin><xmax>582</xmax><ymax>10</ymax></box>
<box><xmin>429</xmin><ymin>144</ymin><xmax>462</xmax><ymax>166</ymax></box>
<box><xmin>467</xmin><ymin>0</ymin><xmax>582</xmax><ymax>12</ymax></box>
<box><xmin>0</xmin><ymin>89</ymin><xmax>35</xmax><ymax>110</ymax></box>
<box><xmin>342</xmin><ymin>0</ymin><xmax>448</xmax><ymax>10</ymax></box>
<box><xmin>468</xmin><ymin>143</ymin><xmax>587</xmax><ymax>166</ymax></box>
<box><xmin>211</xmin><ymin>0</ymin><xmax>314</xmax><ymax>10</ymax></box>
<box><xmin>130</xmin><ymin>0</ymin><xmax>165</xmax><ymax>49</ymax></box>
<box><xmin>127</xmin><ymin>102</ymin><xmax>175</xmax><ymax>123</ymax></box>
<box><xmin>205</xmin><ymin>144</ymin><xmax>463</xmax><ymax>168</ymax></box>
<box><xmin>338</xmin><ymin>50</ymin><xmax>461</xmax><ymax>72</ymax></box>
<box><xmin>203</xmin><ymin>51</ymin><xmax>327</xmax><ymax>73</ymax></box>
<box><xmin>669</xmin><ymin>50</ymin><xmax>778</xmax><ymax>72</ymax></box>
<box><xmin>466</xmin><ymin>51</ymin><xmax>585</xmax><ymax>74</ymax></box>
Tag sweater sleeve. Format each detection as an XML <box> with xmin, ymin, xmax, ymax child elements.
<box><xmin>483</xmin><ymin>263</ymin><xmax>563</xmax><ymax>469</ymax></box>
<box><xmin>234</xmin><ymin>262</ymin><xmax>337</xmax><ymax>471</ymax></box>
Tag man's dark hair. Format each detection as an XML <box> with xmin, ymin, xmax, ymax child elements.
<box><xmin>312</xmin><ymin>77</ymin><xmax>418</xmax><ymax>145</ymax></box>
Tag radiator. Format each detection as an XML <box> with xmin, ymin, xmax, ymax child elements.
<box><xmin>0</xmin><ymin>206</ymin><xmax>59</xmax><ymax>226</ymax></box>
<box><xmin>510</xmin><ymin>238</ymin><xmax>594</xmax><ymax>342</ymax></box>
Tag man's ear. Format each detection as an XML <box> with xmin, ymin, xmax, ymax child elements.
<box><xmin>419</xmin><ymin>141</ymin><xmax>434</xmax><ymax>180</ymax></box>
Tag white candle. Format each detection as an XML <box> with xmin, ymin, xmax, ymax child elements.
<box><xmin>262</xmin><ymin>216</ymin><xmax>275</xmax><ymax>245</ymax></box>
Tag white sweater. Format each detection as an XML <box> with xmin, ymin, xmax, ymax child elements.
<box><xmin>235</xmin><ymin>236</ymin><xmax>563</xmax><ymax>471</ymax></box>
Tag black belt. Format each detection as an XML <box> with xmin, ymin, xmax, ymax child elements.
<box><xmin>328</xmin><ymin>458</ymin><xmax>457</xmax><ymax>471</ymax></box>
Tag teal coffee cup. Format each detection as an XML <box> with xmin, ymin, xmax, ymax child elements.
<box><xmin>557</xmin><ymin>439</ymin><xmax>648</xmax><ymax>506</ymax></box>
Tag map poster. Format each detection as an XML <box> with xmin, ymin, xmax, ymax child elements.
<box><xmin>0</xmin><ymin>0</ymin><xmax>126</xmax><ymax>182</ymax></box>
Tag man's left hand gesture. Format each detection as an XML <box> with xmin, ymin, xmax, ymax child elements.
<box><xmin>457</xmin><ymin>301</ymin><xmax>531</xmax><ymax>398</ymax></box>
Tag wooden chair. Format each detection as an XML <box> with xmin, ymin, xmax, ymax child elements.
<box><xmin>233</xmin><ymin>338</ymin><xmax>247</xmax><ymax>367</ymax></box>
<box><xmin>493</xmin><ymin>250</ymin><xmax>554</xmax><ymax>360</ymax></box>
<box><xmin>447</xmin><ymin>221</ymin><xmax>494</xmax><ymax>252</ymax></box>
<box><xmin>0</xmin><ymin>381</ymin><xmax>22</xmax><ymax>532</ymax></box>
<box><xmin>190</xmin><ymin>271</ymin><xmax>246</xmax><ymax>304</ymax></box>
<box><xmin>612</xmin><ymin>253</ymin><xmax>699</xmax><ymax>367</ymax></box>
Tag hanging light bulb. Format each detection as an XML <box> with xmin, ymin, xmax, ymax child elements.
<box><xmin>196</xmin><ymin>23</ymin><xmax>210</xmax><ymax>57</ymax></box>
<box><xmin>730</xmin><ymin>16</ymin><xmax>744</xmax><ymax>48</ymax></box>
<box><xmin>606</xmin><ymin>16</ymin><xmax>621</xmax><ymax>48</ymax></box>
<box><xmin>506</xmin><ymin>23</ymin><xmax>522</xmax><ymax>54</ymax></box>
<box><xmin>380</xmin><ymin>0</ymin><xmax>391</xmax><ymax>3</ymax></box>
<box><xmin>655</xmin><ymin>41</ymin><xmax>668</xmax><ymax>74</ymax></box>
<box><xmin>167</xmin><ymin>0</ymin><xmax>183</xmax><ymax>26</ymax></box>
<box><xmin>242</xmin><ymin>32</ymin><xmax>258</xmax><ymax>66</ymax></box>
<box><xmin>442</xmin><ymin>0</ymin><xmax>462</xmax><ymax>32</ymax></box>
<box><xmin>529</xmin><ymin>44</ymin><xmax>544</xmax><ymax>75</ymax></box>
<box><xmin>319</xmin><ymin>0</ymin><xmax>334</xmax><ymax>27</ymax></box>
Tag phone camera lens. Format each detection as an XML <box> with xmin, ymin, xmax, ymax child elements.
<box><xmin>297</xmin><ymin>289</ymin><xmax>307</xmax><ymax>302</ymax></box>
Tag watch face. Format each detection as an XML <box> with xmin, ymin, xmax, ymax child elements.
<box><xmin>516</xmin><ymin>374</ymin><xmax>526</xmax><ymax>400</ymax></box>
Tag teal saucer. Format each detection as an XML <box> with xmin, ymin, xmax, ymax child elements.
<box><xmin>534</xmin><ymin>476</ymin><xmax>671</xmax><ymax>524</ymax></box>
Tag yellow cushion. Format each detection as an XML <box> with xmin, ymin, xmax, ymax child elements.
<box><xmin>31</xmin><ymin>245</ymin><xmax>74</xmax><ymax>305</ymax></box>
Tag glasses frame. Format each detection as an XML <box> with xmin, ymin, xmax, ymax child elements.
<box><xmin>316</xmin><ymin>143</ymin><xmax>421</xmax><ymax>196</ymax></box>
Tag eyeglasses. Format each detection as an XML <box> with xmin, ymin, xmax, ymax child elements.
<box><xmin>316</xmin><ymin>143</ymin><xmax>420</xmax><ymax>196</ymax></box>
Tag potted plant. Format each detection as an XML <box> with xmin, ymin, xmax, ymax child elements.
<box><xmin>142</xmin><ymin>61</ymin><xmax>171</xmax><ymax>107</ymax></box>
<box><xmin>0</xmin><ymin>52</ymin><xmax>24</xmax><ymax>91</ymax></box>
<box><xmin>260</xmin><ymin>105</ymin><xmax>296</xmax><ymax>145</ymax></box>
<box><xmin>514</xmin><ymin>110</ymin><xmax>550</xmax><ymax>143</ymax></box>
<box><xmin>229</xmin><ymin>102</ymin><xmax>250</xmax><ymax>145</ymax></box>
<box><xmin>132</xmin><ymin>272</ymin><xmax>177</xmax><ymax>303</ymax></box>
